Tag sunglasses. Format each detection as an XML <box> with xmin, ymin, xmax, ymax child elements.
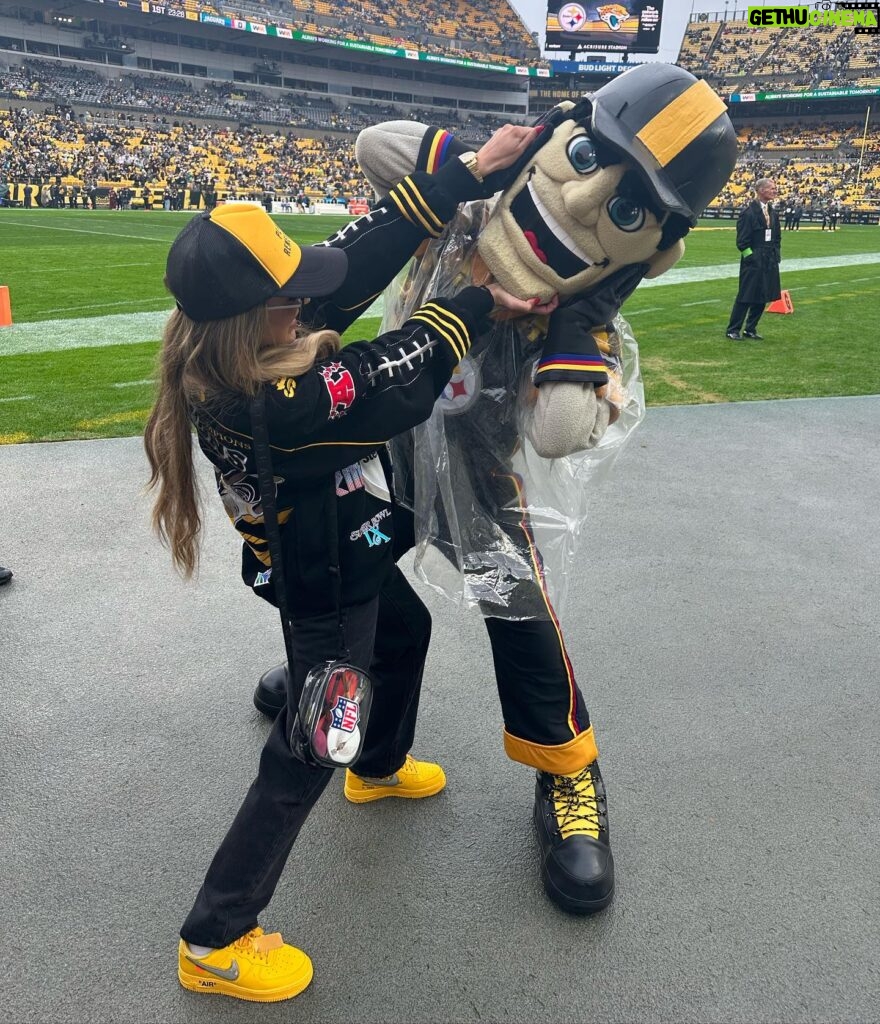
<box><xmin>266</xmin><ymin>297</ymin><xmax>305</xmax><ymax>313</ymax></box>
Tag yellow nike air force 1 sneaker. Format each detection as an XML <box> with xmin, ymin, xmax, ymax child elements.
<box><xmin>344</xmin><ymin>753</ymin><xmax>446</xmax><ymax>803</ymax></box>
<box><xmin>178</xmin><ymin>927</ymin><xmax>313</xmax><ymax>1003</ymax></box>
<box><xmin>534</xmin><ymin>759</ymin><xmax>615</xmax><ymax>914</ymax></box>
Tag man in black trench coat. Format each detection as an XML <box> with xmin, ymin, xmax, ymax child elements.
<box><xmin>726</xmin><ymin>178</ymin><xmax>781</xmax><ymax>340</ymax></box>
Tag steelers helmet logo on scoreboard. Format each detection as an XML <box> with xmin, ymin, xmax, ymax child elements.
<box><xmin>559</xmin><ymin>4</ymin><xmax>587</xmax><ymax>31</ymax></box>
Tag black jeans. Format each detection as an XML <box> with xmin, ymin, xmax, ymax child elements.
<box><xmin>180</xmin><ymin>566</ymin><xmax>431</xmax><ymax>947</ymax></box>
<box><xmin>727</xmin><ymin>300</ymin><xmax>766</xmax><ymax>334</ymax></box>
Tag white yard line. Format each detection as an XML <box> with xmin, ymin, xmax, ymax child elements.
<box><xmin>40</xmin><ymin>298</ymin><xmax>170</xmax><ymax>315</ymax></box>
<box><xmin>112</xmin><ymin>378</ymin><xmax>155</xmax><ymax>388</ymax></box>
<box><xmin>30</xmin><ymin>262</ymin><xmax>156</xmax><ymax>274</ymax></box>
<box><xmin>0</xmin><ymin>310</ymin><xmax>172</xmax><ymax>356</ymax></box>
<box><xmin>0</xmin><ymin>218</ymin><xmax>170</xmax><ymax>243</ymax></box>
<box><xmin>2</xmin><ymin>253</ymin><xmax>878</xmax><ymax>357</ymax></box>
<box><xmin>642</xmin><ymin>252</ymin><xmax>880</xmax><ymax>287</ymax></box>
<box><xmin>0</xmin><ymin>394</ymin><xmax>34</xmax><ymax>402</ymax></box>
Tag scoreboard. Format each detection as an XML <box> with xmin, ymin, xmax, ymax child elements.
<box><xmin>545</xmin><ymin>0</ymin><xmax>664</xmax><ymax>53</ymax></box>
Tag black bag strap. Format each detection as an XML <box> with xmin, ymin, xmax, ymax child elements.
<box><xmin>250</xmin><ymin>389</ymin><xmax>347</xmax><ymax>701</ymax></box>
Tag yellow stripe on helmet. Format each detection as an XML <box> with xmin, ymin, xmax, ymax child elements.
<box><xmin>635</xmin><ymin>80</ymin><xmax>727</xmax><ymax>168</ymax></box>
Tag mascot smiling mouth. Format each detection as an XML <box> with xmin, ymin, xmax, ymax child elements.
<box><xmin>509</xmin><ymin>179</ymin><xmax>608</xmax><ymax>279</ymax></box>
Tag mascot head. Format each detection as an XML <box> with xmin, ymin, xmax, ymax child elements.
<box><xmin>477</xmin><ymin>63</ymin><xmax>738</xmax><ymax>302</ymax></box>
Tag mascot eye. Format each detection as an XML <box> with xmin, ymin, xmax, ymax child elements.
<box><xmin>566</xmin><ymin>136</ymin><xmax>599</xmax><ymax>175</ymax></box>
<box><xmin>607</xmin><ymin>196</ymin><xmax>646</xmax><ymax>232</ymax></box>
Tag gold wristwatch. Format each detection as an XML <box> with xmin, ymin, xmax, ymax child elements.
<box><xmin>459</xmin><ymin>151</ymin><xmax>484</xmax><ymax>183</ymax></box>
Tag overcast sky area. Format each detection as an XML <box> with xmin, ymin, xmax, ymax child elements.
<box><xmin>510</xmin><ymin>0</ymin><xmax>738</xmax><ymax>61</ymax></box>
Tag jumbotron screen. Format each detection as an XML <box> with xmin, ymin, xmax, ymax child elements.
<box><xmin>545</xmin><ymin>1</ymin><xmax>664</xmax><ymax>53</ymax></box>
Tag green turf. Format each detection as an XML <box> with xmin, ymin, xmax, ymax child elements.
<box><xmin>0</xmin><ymin>210</ymin><xmax>355</xmax><ymax>322</ymax></box>
<box><xmin>1</xmin><ymin>210</ymin><xmax>878</xmax><ymax>443</ymax></box>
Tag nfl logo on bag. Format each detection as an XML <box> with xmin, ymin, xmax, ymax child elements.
<box><xmin>331</xmin><ymin>696</ymin><xmax>360</xmax><ymax>732</ymax></box>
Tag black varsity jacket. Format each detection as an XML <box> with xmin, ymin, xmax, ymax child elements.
<box><xmin>190</xmin><ymin>158</ymin><xmax>494</xmax><ymax>617</ymax></box>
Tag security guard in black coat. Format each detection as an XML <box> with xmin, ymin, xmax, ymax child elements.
<box><xmin>726</xmin><ymin>177</ymin><xmax>781</xmax><ymax>340</ymax></box>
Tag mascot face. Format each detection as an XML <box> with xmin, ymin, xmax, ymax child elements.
<box><xmin>478</xmin><ymin>116</ymin><xmax>675</xmax><ymax>302</ymax></box>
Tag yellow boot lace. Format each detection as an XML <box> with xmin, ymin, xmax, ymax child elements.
<box><xmin>548</xmin><ymin>764</ymin><xmax>605</xmax><ymax>841</ymax></box>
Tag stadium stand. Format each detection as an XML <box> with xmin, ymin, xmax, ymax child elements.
<box><xmin>678</xmin><ymin>15</ymin><xmax>879</xmax><ymax>94</ymax></box>
<box><xmin>0</xmin><ymin>105</ymin><xmax>374</xmax><ymax>207</ymax></box>
<box><xmin>0</xmin><ymin>57</ymin><xmax>512</xmax><ymax>135</ymax></box>
<box><xmin>671</xmin><ymin>13</ymin><xmax>880</xmax><ymax>217</ymax></box>
<box><xmin>1</xmin><ymin>5</ymin><xmax>878</xmax><ymax>219</ymax></box>
<box><xmin>221</xmin><ymin>0</ymin><xmax>540</xmax><ymax>65</ymax></box>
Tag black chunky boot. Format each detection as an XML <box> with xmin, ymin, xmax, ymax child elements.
<box><xmin>533</xmin><ymin>760</ymin><xmax>615</xmax><ymax>914</ymax></box>
<box><xmin>253</xmin><ymin>663</ymin><xmax>287</xmax><ymax>719</ymax></box>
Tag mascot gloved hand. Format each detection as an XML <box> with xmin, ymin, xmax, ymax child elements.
<box><xmin>355</xmin><ymin>63</ymin><xmax>737</xmax><ymax>916</ymax></box>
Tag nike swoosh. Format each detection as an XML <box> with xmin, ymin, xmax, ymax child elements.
<box><xmin>185</xmin><ymin>954</ymin><xmax>240</xmax><ymax>981</ymax></box>
<box><xmin>360</xmin><ymin>773</ymin><xmax>400</xmax><ymax>787</ymax></box>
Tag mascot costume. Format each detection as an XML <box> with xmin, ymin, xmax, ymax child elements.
<box><xmin>256</xmin><ymin>63</ymin><xmax>737</xmax><ymax>914</ymax></box>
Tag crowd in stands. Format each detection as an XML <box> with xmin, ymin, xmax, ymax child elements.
<box><xmin>0</xmin><ymin>105</ymin><xmax>375</xmax><ymax>204</ymax></box>
<box><xmin>713</xmin><ymin>154</ymin><xmax>880</xmax><ymax>216</ymax></box>
<box><xmin>0</xmin><ymin>58</ymin><xmax>515</xmax><ymax>138</ymax></box>
<box><xmin>678</xmin><ymin>17</ymin><xmax>880</xmax><ymax>93</ymax></box>
<box><xmin>215</xmin><ymin>0</ymin><xmax>541</xmax><ymax>66</ymax></box>
<box><xmin>3</xmin><ymin>28</ymin><xmax>879</xmax><ymax>216</ymax></box>
<box><xmin>3</xmin><ymin>98</ymin><xmax>878</xmax><ymax>214</ymax></box>
<box><xmin>712</xmin><ymin>121</ymin><xmax>879</xmax><ymax>212</ymax></box>
<box><xmin>737</xmin><ymin>121</ymin><xmax>878</xmax><ymax>152</ymax></box>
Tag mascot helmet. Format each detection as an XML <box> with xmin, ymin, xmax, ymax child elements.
<box><xmin>588</xmin><ymin>63</ymin><xmax>737</xmax><ymax>226</ymax></box>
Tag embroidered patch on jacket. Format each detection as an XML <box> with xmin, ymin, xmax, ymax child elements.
<box><xmin>438</xmin><ymin>356</ymin><xmax>480</xmax><ymax>416</ymax></box>
<box><xmin>320</xmin><ymin>361</ymin><xmax>356</xmax><ymax>420</ymax></box>
<box><xmin>350</xmin><ymin>507</ymin><xmax>391</xmax><ymax>546</ymax></box>
<box><xmin>274</xmin><ymin>377</ymin><xmax>297</xmax><ymax>398</ymax></box>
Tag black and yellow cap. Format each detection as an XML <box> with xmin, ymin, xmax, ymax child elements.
<box><xmin>165</xmin><ymin>203</ymin><xmax>348</xmax><ymax>322</ymax></box>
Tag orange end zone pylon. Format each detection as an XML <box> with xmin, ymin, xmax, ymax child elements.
<box><xmin>767</xmin><ymin>289</ymin><xmax>794</xmax><ymax>314</ymax></box>
<box><xmin>0</xmin><ymin>285</ymin><xmax>12</xmax><ymax>327</ymax></box>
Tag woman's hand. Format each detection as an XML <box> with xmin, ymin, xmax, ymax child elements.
<box><xmin>475</xmin><ymin>124</ymin><xmax>544</xmax><ymax>177</ymax></box>
<box><xmin>485</xmin><ymin>281</ymin><xmax>560</xmax><ymax>318</ymax></box>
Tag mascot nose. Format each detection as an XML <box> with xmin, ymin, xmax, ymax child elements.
<box><xmin>561</xmin><ymin>173</ymin><xmax>621</xmax><ymax>226</ymax></box>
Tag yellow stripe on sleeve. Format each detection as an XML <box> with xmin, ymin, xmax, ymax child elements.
<box><xmin>420</xmin><ymin>302</ymin><xmax>470</xmax><ymax>354</ymax></box>
<box><xmin>399</xmin><ymin>176</ymin><xmax>444</xmax><ymax>233</ymax></box>
<box><xmin>413</xmin><ymin>305</ymin><xmax>469</xmax><ymax>359</ymax></box>
<box><xmin>426</xmin><ymin>131</ymin><xmax>444</xmax><ymax>173</ymax></box>
<box><xmin>537</xmin><ymin>362</ymin><xmax>607</xmax><ymax>374</ymax></box>
<box><xmin>410</xmin><ymin>312</ymin><xmax>465</xmax><ymax>362</ymax></box>
<box><xmin>391</xmin><ymin>180</ymin><xmax>438</xmax><ymax>236</ymax></box>
<box><xmin>389</xmin><ymin>190</ymin><xmax>409</xmax><ymax>221</ymax></box>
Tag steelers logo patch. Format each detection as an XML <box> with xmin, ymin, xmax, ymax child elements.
<box><xmin>438</xmin><ymin>357</ymin><xmax>480</xmax><ymax>416</ymax></box>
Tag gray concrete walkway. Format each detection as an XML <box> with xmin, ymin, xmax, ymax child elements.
<box><xmin>1</xmin><ymin>397</ymin><xmax>878</xmax><ymax>1024</ymax></box>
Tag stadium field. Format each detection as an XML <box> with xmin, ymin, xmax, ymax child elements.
<box><xmin>1</xmin><ymin>209</ymin><xmax>879</xmax><ymax>443</ymax></box>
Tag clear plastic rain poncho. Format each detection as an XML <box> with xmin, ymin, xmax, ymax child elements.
<box><xmin>382</xmin><ymin>198</ymin><xmax>646</xmax><ymax>619</ymax></box>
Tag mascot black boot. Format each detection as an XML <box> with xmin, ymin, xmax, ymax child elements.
<box><xmin>254</xmin><ymin>662</ymin><xmax>287</xmax><ymax>718</ymax></box>
<box><xmin>533</xmin><ymin>759</ymin><xmax>613</xmax><ymax>914</ymax></box>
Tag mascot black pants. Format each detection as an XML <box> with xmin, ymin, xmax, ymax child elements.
<box><xmin>180</xmin><ymin>565</ymin><xmax>431</xmax><ymax>948</ymax></box>
<box><xmin>398</xmin><ymin>504</ymin><xmax>600</xmax><ymax>778</ymax></box>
